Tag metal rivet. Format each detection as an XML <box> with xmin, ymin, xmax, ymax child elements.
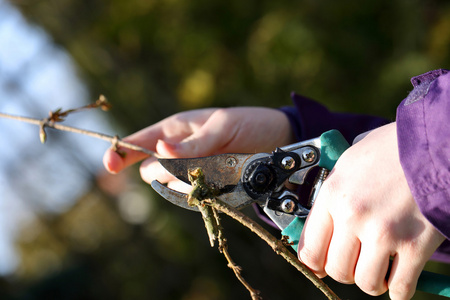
<box><xmin>225</xmin><ymin>157</ymin><xmax>237</xmax><ymax>168</ymax></box>
<box><xmin>281</xmin><ymin>199</ymin><xmax>296</xmax><ymax>213</ymax></box>
<box><xmin>281</xmin><ymin>156</ymin><xmax>295</xmax><ymax>170</ymax></box>
<box><xmin>302</xmin><ymin>149</ymin><xmax>316</xmax><ymax>163</ymax></box>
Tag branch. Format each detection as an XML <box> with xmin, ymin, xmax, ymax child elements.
<box><xmin>212</xmin><ymin>208</ymin><xmax>262</xmax><ymax>300</ymax></box>
<box><xmin>188</xmin><ymin>168</ymin><xmax>262</xmax><ymax>299</ymax></box>
<box><xmin>203</xmin><ymin>197</ymin><xmax>341</xmax><ymax>300</ymax></box>
<box><xmin>187</xmin><ymin>168</ymin><xmax>340</xmax><ymax>300</ymax></box>
<box><xmin>0</xmin><ymin>96</ymin><xmax>159</xmax><ymax>158</ymax></box>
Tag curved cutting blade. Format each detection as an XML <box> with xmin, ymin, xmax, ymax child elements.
<box><xmin>151</xmin><ymin>180</ymin><xmax>255</xmax><ymax>212</ymax></box>
<box><xmin>158</xmin><ymin>153</ymin><xmax>254</xmax><ymax>192</ymax></box>
<box><xmin>151</xmin><ymin>180</ymin><xmax>198</xmax><ymax>212</ymax></box>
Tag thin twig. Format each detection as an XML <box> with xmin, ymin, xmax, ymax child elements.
<box><xmin>0</xmin><ymin>112</ymin><xmax>159</xmax><ymax>157</ymax></box>
<box><xmin>188</xmin><ymin>168</ymin><xmax>262</xmax><ymax>299</ymax></box>
<box><xmin>188</xmin><ymin>168</ymin><xmax>220</xmax><ymax>246</ymax></box>
<box><xmin>212</xmin><ymin>208</ymin><xmax>262</xmax><ymax>300</ymax></box>
<box><xmin>204</xmin><ymin>197</ymin><xmax>341</xmax><ymax>300</ymax></box>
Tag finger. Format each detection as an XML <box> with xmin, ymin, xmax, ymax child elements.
<box><xmin>387</xmin><ymin>253</ymin><xmax>422</xmax><ymax>300</ymax></box>
<box><xmin>354</xmin><ymin>243</ymin><xmax>390</xmax><ymax>296</ymax></box>
<box><xmin>298</xmin><ymin>200</ymin><xmax>333</xmax><ymax>277</ymax></box>
<box><xmin>167</xmin><ymin>180</ymin><xmax>193</xmax><ymax>195</ymax></box>
<box><xmin>324</xmin><ymin>231</ymin><xmax>360</xmax><ymax>284</ymax></box>
<box><xmin>155</xmin><ymin>139</ymin><xmax>182</xmax><ymax>158</ymax></box>
<box><xmin>172</xmin><ymin>110</ymin><xmax>235</xmax><ymax>157</ymax></box>
<box><xmin>139</xmin><ymin>156</ymin><xmax>193</xmax><ymax>195</ymax></box>
<box><xmin>103</xmin><ymin>148</ymin><xmax>127</xmax><ymax>174</ymax></box>
<box><xmin>103</xmin><ymin>124</ymin><xmax>164</xmax><ymax>173</ymax></box>
<box><xmin>103</xmin><ymin>108</ymin><xmax>223</xmax><ymax>173</ymax></box>
<box><xmin>140</xmin><ymin>158</ymin><xmax>177</xmax><ymax>185</ymax></box>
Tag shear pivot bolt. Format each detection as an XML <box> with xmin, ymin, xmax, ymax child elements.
<box><xmin>281</xmin><ymin>199</ymin><xmax>296</xmax><ymax>213</ymax></box>
<box><xmin>302</xmin><ymin>149</ymin><xmax>316</xmax><ymax>163</ymax></box>
<box><xmin>281</xmin><ymin>156</ymin><xmax>295</xmax><ymax>170</ymax></box>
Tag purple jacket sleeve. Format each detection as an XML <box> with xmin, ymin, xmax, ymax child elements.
<box><xmin>280</xmin><ymin>92</ymin><xmax>389</xmax><ymax>145</ymax></box>
<box><xmin>396</xmin><ymin>69</ymin><xmax>450</xmax><ymax>262</ymax></box>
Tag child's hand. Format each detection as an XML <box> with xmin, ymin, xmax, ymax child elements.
<box><xmin>298</xmin><ymin>123</ymin><xmax>445</xmax><ymax>300</ymax></box>
<box><xmin>103</xmin><ymin>107</ymin><xmax>293</xmax><ymax>191</ymax></box>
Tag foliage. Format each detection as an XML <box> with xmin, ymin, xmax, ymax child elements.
<box><xmin>14</xmin><ymin>0</ymin><xmax>450</xmax><ymax>126</ymax></box>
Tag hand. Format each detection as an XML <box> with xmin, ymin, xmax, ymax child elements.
<box><xmin>103</xmin><ymin>107</ymin><xmax>294</xmax><ymax>191</ymax></box>
<box><xmin>298</xmin><ymin>123</ymin><xmax>445</xmax><ymax>299</ymax></box>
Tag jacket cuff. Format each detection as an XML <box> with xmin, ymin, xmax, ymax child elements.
<box><xmin>396</xmin><ymin>69</ymin><xmax>450</xmax><ymax>241</ymax></box>
<box><xmin>280</xmin><ymin>92</ymin><xmax>389</xmax><ymax>143</ymax></box>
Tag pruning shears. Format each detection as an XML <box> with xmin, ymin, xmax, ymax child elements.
<box><xmin>151</xmin><ymin>129</ymin><xmax>450</xmax><ymax>298</ymax></box>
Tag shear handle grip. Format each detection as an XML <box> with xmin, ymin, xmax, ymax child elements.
<box><xmin>281</xmin><ymin>129</ymin><xmax>349</xmax><ymax>247</ymax></box>
<box><xmin>281</xmin><ymin>130</ymin><xmax>450</xmax><ymax>297</ymax></box>
<box><xmin>317</xmin><ymin>129</ymin><xmax>349</xmax><ymax>170</ymax></box>
<box><xmin>282</xmin><ymin>129</ymin><xmax>348</xmax><ymax>248</ymax></box>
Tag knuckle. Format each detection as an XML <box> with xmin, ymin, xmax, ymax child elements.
<box><xmin>321</xmin><ymin>174</ymin><xmax>340</xmax><ymax>198</ymax></box>
<box><xmin>346</xmin><ymin>197</ymin><xmax>369</xmax><ymax>218</ymax></box>
<box><xmin>388</xmin><ymin>280</ymin><xmax>415</xmax><ymax>300</ymax></box>
<box><xmin>324</xmin><ymin>265</ymin><xmax>354</xmax><ymax>284</ymax></box>
<box><xmin>298</xmin><ymin>248</ymin><xmax>323</xmax><ymax>273</ymax></box>
<box><xmin>210</xmin><ymin>108</ymin><xmax>229</xmax><ymax>121</ymax></box>
<box><xmin>322</xmin><ymin>176</ymin><xmax>366</xmax><ymax>224</ymax></box>
<box><xmin>316</xmin><ymin>176</ymin><xmax>339</xmax><ymax>209</ymax></box>
<box><xmin>355</xmin><ymin>276</ymin><xmax>387</xmax><ymax>296</ymax></box>
<box><xmin>373</xmin><ymin>220</ymin><xmax>396</xmax><ymax>243</ymax></box>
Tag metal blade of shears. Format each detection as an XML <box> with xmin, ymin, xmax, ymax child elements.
<box><xmin>153</xmin><ymin>153</ymin><xmax>260</xmax><ymax>212</ymax></box>
<box><xmin>158</xmin><ymin>153</ymin><xmax>253</xmax><ymax>193</ymax></box>
<box><xmin>151</xmin><ymin>180</ymin><xmax>255</xmax><ymax>212</ymax></box>
<box><xmin>151</xmin><ymin>180</ymin><xmax>193</xmax><ymax>211</ymax></box>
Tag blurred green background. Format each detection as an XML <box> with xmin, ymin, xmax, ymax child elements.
<box><xmin>1</xmin><ymin>0</ymin><xmax>450</xmax><ymax>299</ymax></box>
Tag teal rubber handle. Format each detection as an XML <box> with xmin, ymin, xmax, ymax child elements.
<box><xmin>282</xmin><ymin>129</ymin><xmax>348</xmax><ymax>250</ymax></box>
<box><xmin>318</xmin><ymin>129</ymin><xmax>350</xmax><ymax>170</ymax></box>
<box><xmin>281</xmin><ymin>129</ymin><xmax>350</xmax><ymax>247</ymax></box>
<box><xmin>281</xmin><ymin>130</ymin><xmax>450</xmax><ymax>297</ymax></box>
<box><xmin>281</xmin><ymin>217</ymin><xmax>305</xmax><ymax>251</ymax></box>
<box><xmin>417</xmin><ymin>271</ymin><xmax>450</xmax><ymax>296</ymax></box>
